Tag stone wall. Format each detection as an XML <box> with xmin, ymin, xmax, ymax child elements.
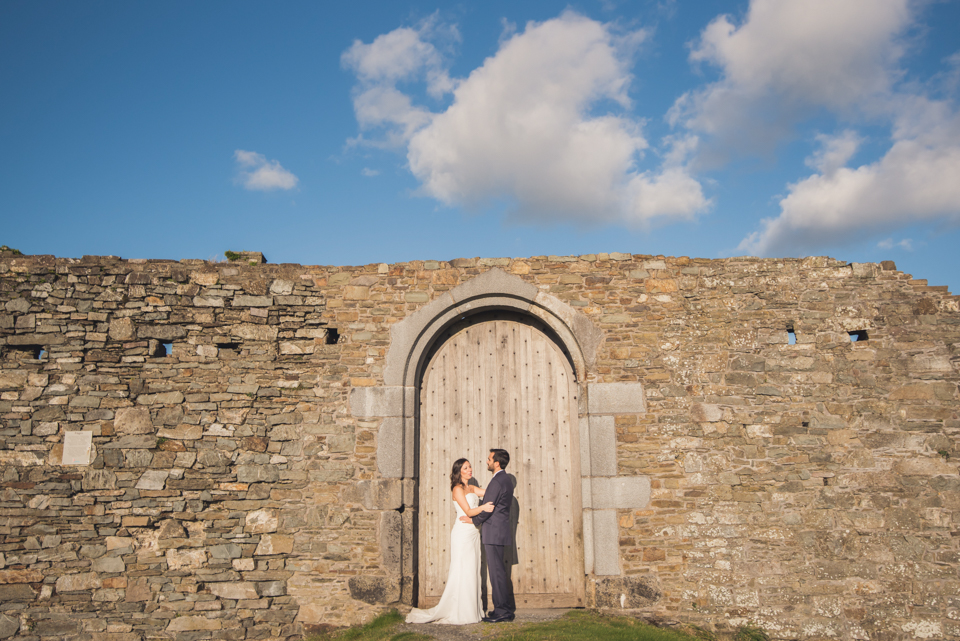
<box><xmin>0</xmin><ymin>250</ymin><xmax>957</xmax><ymax>640</ymax></box>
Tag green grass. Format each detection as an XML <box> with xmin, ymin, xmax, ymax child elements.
<box><xmin>307</xmin><ymin>610</ymin><xmax>709</xmax><ymax>641</ymax></box>
<box><xmin>307</xmin><ymin>610</ymin><xmax>430</xmax><ymax>641</ymax></box>
<box><xmin>733</xmin><ymin>626</ymin><xmax>770</xmax><ymax>641</ymax></box>
<box><xmin>493</xmin><ymin>611</ymin><xmax>702</xmax><ymax>641</ymax></box>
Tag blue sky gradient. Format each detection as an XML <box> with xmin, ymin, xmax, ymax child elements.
<box><xmin>2</xmin><ymin>1</ymin><xmax>958</xmax><ymax>290</ymax></box>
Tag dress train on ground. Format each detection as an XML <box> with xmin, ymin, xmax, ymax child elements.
<box><xmin>405</xmin><ymin>493</ymin><xmax>483</xmax><ymax>625</ymax></box>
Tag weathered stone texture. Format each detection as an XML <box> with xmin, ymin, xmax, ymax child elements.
<box><xmin>0</xmin><ymin>251</ymin><xmax>957</xmax><ymax>640</ymax></box>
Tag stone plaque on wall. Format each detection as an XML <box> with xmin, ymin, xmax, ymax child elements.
<box><xmin>62</xmin><ymin>431</ymin><xmax>93</xmax><ymax>465</ymax></box>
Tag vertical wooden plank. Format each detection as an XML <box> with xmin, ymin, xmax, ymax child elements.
<box><xmin>418</xmin><ymin>356</ymin><xmax>428</xmax><ymax>604</ymax></box>
<box><xmin>432</xmin><ymin>349</ymin><xmax>443</xmax><ymax>598</ymax></box>
<box><xmin>419</xmin><ymin>349</ymin><xmax>434</xmax><ymax>601</ymax></box>
<box><xmin>435</xmin><ymin>345</ymin><xmax>448</xmax><ymax>598</ymax></box>
<box><xmin>509</xmin><ymin>321</ymin><xmax>529</xmax><ymax>598</ymax></box>
<box><xmin>451</xmin><ymin>331</ymin><xmax>466</xmax><ymax>589</ymax></box>
<box><xmin>555</xmin><ymin>362</ymin><xmax>573</xmax><ymax>596</ymax></box>
<box><xmin>434</xmin><ymin>342</ymin><xmax>448</xmax><ymax>597</ymax></box>
<box><xmin>487</xmin><ymin>323</ymin><xmax>496</xmax><ymax>453</ymax></box>
<box><xmin>518</xmin><ymin>326</ymin><xmax>543</xmax><ymax>594</ymax></box>
<box><xmin>541</xmin><ymin>330</ymin><xmax>556</xmax><ymax>600</ymax></box>
<box><xmin>431</xmin><ymin>350</ymin><xmax>441</xmax><ymax>600</ymax></box>
<box><xmin>487</xmin><ymin>322</ymin><xmax>501</xmax><ymax>604</ymax></box>
<box><xmin>522</xmin><ymin>324</ymin><xmax>542</xmax><ymax>597</ymax></box>
<box><xmin>512</xmin><ymin>324</ymin><xmax>527</xmax><ymax>598</ymax></box>
<box><xmin>470</xmin><ymin>323</ymin><xmax>490</xmax><ymax>460</ymax></box>
<box><xmin>553</xmin><ymin>355</ymin><xmax>572</xmax><ymax>593</ymax></box>
<box><xmin>526</xmin><ymin>327</ymin><xmax>542</xmax><ymax>597</ymax></box>
<box><xmin>548</xmin><ymin>348</ymin><xmax>566</xmax><ymax>596</ymax></box>
<box><xmin>535</xmin><ymin>333</ymin><xmax>560</xmax><ymax>594</ymax></box>
<box><xmin>438</xmin><ymin>345</ymin><xmax>450</xmax><ymax>598</ymax></box>
<box><xmin>505</xmin><ymin>321</ymin><xmax>525</xmax><ymax>599</ymax></box>
<box><xmin>473</xmin><ymin>323</ymin><xmax>489</xmax><ymax>605</ymax></box>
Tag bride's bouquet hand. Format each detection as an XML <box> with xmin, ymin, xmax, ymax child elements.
<box><xmin>481</xmin><ymin>502</ymin><xmax>495</xmax><ymax>513</ymax></box>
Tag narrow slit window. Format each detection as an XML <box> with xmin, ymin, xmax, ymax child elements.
<box><xmin>849</xmin><ymin>330</ymin><xmax>868</xmax><ymax>342</ymax></box>
<box><xmin>325</xmin><ymin>328</ymin><xmax>340</xmax><ymax>345</ymax></box>
<box><xmin>5</xmin><ymin>345</ymin><xmax>44</xmax><ymax>361</ymax></box>
<box><xmin>151</xmin><ymin>341</ymin><xmax>173</xmax><ymax>357</ymax></box>
<box><xmin>786</xmin><ymin>323</ymin><xmax>797</xmax><ymax>345</ymax></box>
<box><xmin>218</xmin><ymin>342</ymin><xmax>241</xmax><ymax>358</ymax></box>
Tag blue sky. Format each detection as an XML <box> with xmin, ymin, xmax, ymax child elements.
<box><xmin>2</xmin><ymin>0</ymin><xmax>959</xmax><ymax>290</ymax></box>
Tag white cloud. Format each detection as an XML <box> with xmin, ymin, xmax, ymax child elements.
<box><xmin>878</xmin><ymin>238</ymin><xmax>914</xmax><ymax>251</ymax></box>
<box><xmin>665</xmin><ymin>0</ymin><xmax>960</xmax><ymax>256</ymax></box>
<box><xmin>361</xmin><ymin>168</ymin><xmax>380</xmax><ymax>177</ymax></box>
<box><xmin>350</xmin><ymin>85</ymin><xmax>433</xmax><ymax>146</ymax></box>
<box><xmin>672</xmin><ymin>0</ymin><xmax>912</xmax><ymax>157</ymax></box>
<box><xmin>341</xmin><ymin>17</ymin><xmax>456</xmax><ymax>97</ymax></box>
<box><xmin>345</xmin><ymin>12</ymin><xmax>708</xmax><ymax>225</ymax></box>
<box><xmin>738</xmin><ymin>97</ymin><xmax>960</xmax><ymax>255</ymax></box>
<box><xmin>342</xmin><ymin>16</ymin><xmax>456</xmax><ymax>149</ymax></box>
<box><xmin>805</xmin><ymin>130</ymin><xmax>863</xmax><ymax>176</ymax></box>
<box><xmin>234</xmin><ymin>150</ymin><xmax>298</xmax><ymax>191</ymax></box>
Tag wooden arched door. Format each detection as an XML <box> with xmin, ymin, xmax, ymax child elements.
<box><xmin>418</xmin><ymin>317</ymin><xmax>585</xmax><ymax>608</ymax></box>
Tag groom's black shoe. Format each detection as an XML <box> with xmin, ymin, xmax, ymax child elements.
<box><xmin>483</xmin><ymin>613</ymin><xmax>515</xmax><ymax>623</ymax></box>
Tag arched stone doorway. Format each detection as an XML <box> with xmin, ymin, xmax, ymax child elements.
<box><xmin>417</xmin><ymin>311</ymin><xmax>585</xmax><ymax>608</ymax></box>
<box><xmin>348</xmin><ymin>268</ymin><xmax>651</xmax><ymax>608</ymax></box>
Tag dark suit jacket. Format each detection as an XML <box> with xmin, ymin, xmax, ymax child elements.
<box><xmin>471</xmin><ymin>470</ymin><xmax>513</xmax><ymax>546</ymax></box>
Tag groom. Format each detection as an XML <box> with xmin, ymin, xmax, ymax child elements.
<box><xmin>461</xmin><ymin>448</ymin><xmax>515</xmax><ymax>623</ymax></box>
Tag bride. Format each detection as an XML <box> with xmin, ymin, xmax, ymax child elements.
<box><xmin>405</xmin><ymin>458</ymin><xmax>494</xmax><ymax>624</ymax></box>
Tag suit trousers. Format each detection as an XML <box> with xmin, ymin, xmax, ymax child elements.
<box><xmin>484</xmin><ymin>543</ymin><xmax>515</xmax><ymax>617</ymax></box>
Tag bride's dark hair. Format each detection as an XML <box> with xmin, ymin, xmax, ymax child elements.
<box><xmin>450</xmin><ymin>458</ymin><xmax>468</xmax><ymax>491</ymax></box>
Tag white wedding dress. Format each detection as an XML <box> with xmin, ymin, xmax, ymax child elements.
<box><xmin>406</xmin><ymin>493</ymin><xmax>483</xmax><ymax>625</ymax></box>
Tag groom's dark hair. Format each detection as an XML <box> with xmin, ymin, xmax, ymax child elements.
<box><xmin>490</xmin><ymin>449</ymin><xmax>509</xmax><ymax>470</ymax></box>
